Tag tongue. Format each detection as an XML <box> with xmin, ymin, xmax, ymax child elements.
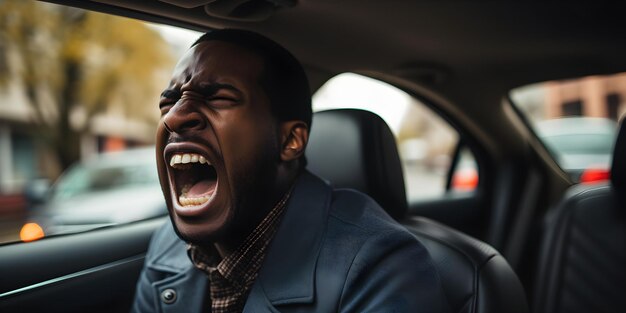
<box><xmin>187</xmin><ymin>179</ymin><xmax>216</xmax><ymax>197</ymax></box>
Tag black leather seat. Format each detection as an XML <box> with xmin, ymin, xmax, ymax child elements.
<box><xmin>306</xmin><ymin>109</ymin><xmax>530</xmax><ymax>313</ymax></box>
<box><xmin>533</xmin><ymin>121</ymin><xmax>626</xmax><ymax>313</ymax></box>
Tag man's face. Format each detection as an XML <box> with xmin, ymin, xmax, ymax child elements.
<box><xmin>156</xmin><ymin>41</ymin><xmax>280</xmax><ymax>244</ymax></box>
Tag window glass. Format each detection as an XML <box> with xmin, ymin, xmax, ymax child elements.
<box><xmin>312</xmin><ymin>73</ymin><xmax>477</xmax><ymax>203</ymax></box>
<box><xmin>510</xmin><ymin>73</ymin><xmax>626</xmax><ymax>183</ymax></box>
<box><xmin>450</xmin><ymin>147</ymin><xmax>479</xmax><ymax>193</ymax></box>
<box><xmin>51</xmin><ymin>150</ymin><xmax>160</xmax><ymax>200</ymax></box>
<box><xmin>0</xmin><ymin>0</ymin><xmax>202</xmax><ymax>244</ymax></box>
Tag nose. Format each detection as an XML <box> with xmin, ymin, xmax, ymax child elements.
<box><xmin>162</xmin><ymin>101</ymin><xmax>206</xmax><ymax>134</ymax></box>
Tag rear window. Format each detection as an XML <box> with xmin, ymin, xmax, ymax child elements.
<box><xmin>510</xmin><ymin>73</ymin><xmax>626</xmax><ymax>182</ymax></box>
<box><xmin>313</xmin><ymin>73</ymin><xmax>478</xmax><ymax>202</ymax></box>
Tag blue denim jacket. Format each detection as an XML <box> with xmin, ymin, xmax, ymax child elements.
<box><xmin>131</xmin><ymin>171</ymin><xmax>448</xmax><ymax>313</ymax></box>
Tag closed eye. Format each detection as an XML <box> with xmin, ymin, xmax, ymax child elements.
<box><xmin>159</xmin><ymin>90</ymin><xmax>181</xmax><ymax>110</ymax></box>
<box><xmin>197</xmin><ymin>83</ymin><xmax>242</xmax><ymax>107</ymax></box>
<box><xmin>161</xmin><ymin>90</ymin><xmax>181</xmax><ymax>101</ymax></box>
<box><xmin>204</xmin><ymin>88</ymin><xmax>240</xmax><ymax>107</ymax></box>
<box><xmin>209</xmin><ymin>96</ymin><xmax>237</xmax><ymax>102</ymax></box>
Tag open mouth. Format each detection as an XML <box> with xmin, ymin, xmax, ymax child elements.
<box><xmin>168</xmin><ymin>152</ymin><xmax>218</xmax><ymax>207</ymax></box>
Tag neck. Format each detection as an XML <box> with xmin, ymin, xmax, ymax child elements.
<box><xmin>212</xmin><ymin>169</ymin><xmax>300</xmax><ymax>258</ymax></box>
<box><xmin>214</xmin><ymin>243</ymin><xmax>232</xmax><ymax>259</ymax></box>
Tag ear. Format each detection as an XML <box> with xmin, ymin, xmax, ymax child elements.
<box><xmin>279</xmin><ymin>120</ymin><xmax>309</xmax><ymax>162</ymax></box>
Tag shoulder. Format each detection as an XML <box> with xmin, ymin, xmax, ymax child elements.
<box><xmin>317</xmin><ymin>189</ymin><xmax>447</xmax><ymax>312</ymax></box>
<box><xmin>321</xmin><ymin>187</ymin><xmax>433</xmax><ymax>278</ymax></box>
<box><xmin>328</xmin><ymin>188</ymin><xmax>409</xmax><ymax>235</ymax></box>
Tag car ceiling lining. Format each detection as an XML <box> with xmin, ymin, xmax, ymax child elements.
<box><xmin>48</xmin><ymin>1</ymin><xmax>626</xmax><ymax>92</ymax></box>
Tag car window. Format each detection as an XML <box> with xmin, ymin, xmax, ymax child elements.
<box><xmin>312</xmin><ymin>73</ymin><xmax>478</xmax><ymax>203</ymax></box>
<box><xmin>0</xmin><ymin>0</ymin><xmax>202</xmax><ymax>244</ymax></box>
<box><xmin>510</xmin><ymin>73</ymin><xmax>626</xmax><ymax>183</ymax></box>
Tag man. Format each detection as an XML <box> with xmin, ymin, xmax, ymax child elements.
<box><xmin>132</xmin><ymin>29</ymin><xmax>448</xmax><ymax>312</ymax></box>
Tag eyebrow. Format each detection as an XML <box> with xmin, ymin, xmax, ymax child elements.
<box><xmin>161</xmin><ymin>83</ymin><xmax>243</xmax><ymax>101</ymax></box>
<box><xmin>195</xmin><ymin>83</ymin><xmax>241</xmax><ymax>96</ymax></box>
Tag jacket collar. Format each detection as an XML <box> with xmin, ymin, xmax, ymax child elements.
<box><xmin>253</xmin><ymin>171</ymin><xmax>332</xmax><ymax>306</ymax></box>
<box><xmin>148</xmin><ymin>171</ymin><xmax>332</xmax><ymax>311</ymax></box>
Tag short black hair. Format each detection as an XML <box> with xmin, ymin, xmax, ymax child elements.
<box><xmin>192</xmin><ymin>29</ymin><xmax>312</xmax><ymax>129</ymax></box>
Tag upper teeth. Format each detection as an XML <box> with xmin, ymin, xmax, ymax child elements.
<box><xmin>170</xmin><ymin>153</ymin><xmax>208</xmax><ymax>167</ymax></box>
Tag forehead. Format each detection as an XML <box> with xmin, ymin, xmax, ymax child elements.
<box><xmin>171</xmin><ymin>40</ymin><xmax>265</xmax><ymax>85</ymax></box>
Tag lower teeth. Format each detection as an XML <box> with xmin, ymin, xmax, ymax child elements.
<box><xmin>179</xmin><ymin>194</ymin><xmax>210</xmax><ymax>206</ymax></box>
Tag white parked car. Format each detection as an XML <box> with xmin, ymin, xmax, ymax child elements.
<box><xmin>23</xmin><ymin>147</ymin><xmax>165</xmax><ymax>239</ymax></box>
<box><xmin>536</xmin><ymin>117</ymin><xmax>618</xmax><ymax>182</ymax></box>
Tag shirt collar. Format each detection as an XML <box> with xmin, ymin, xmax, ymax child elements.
<box><xmin>187</xmin><ymin>186</ymin><xmax>293</xmax><ymax>288</ymax></box>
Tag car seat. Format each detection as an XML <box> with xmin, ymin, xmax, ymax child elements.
<box><xmin>306</xmin><ymin>108</ymin><xmax>529</xmax><ymax>313</ymax></box>
<box><xmin>533</xmin><ymin>120</ymin><xmax>626</xmax><ymax>313</ymax></box>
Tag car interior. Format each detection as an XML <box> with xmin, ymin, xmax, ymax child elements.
<box><xmin>308</xmin><ymin>109</ymin><xmax>530</xmax><ymax>313</ymax></box>
<box><xmin>1</xmin><ymin>1</ymin><xmax>625</xmax><ymax>313</ymax></box>
<box><xmin>532</xmin><ymin>122</ymin><xmax>626</xmax><ymax>313</ymax></box>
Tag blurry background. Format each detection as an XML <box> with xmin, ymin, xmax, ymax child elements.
<box><xmin>0</xmin><ymin>0</ymin><xmax>198</xmax><ymax>243</ymax></box>
<box><xmin>512</xmin><ymin>74</ymin><xmax>626</xmax><ymax>182</ymax></box>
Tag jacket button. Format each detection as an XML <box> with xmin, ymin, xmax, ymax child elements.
<box><xmin>161</xmin><ymin>288</ymin><xmax>177</xmax><ymax>304</ymax></box>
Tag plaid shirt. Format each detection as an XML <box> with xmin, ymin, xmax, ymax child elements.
<box><xmin>187</xmin><ymin>190</ymin><xmax>292</xmax><ymax>313</ymax></box>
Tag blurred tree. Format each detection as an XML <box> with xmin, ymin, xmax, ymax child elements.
<box><xmin>0</xmin><ymin>0</ymin><xmax>174</xmax><ymax>170</ymax></box>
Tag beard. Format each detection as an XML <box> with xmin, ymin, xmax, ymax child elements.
<box><xmin>229</xmin><ymin>143</ymin><xmax>281</xmax><ymax>239</ymax></box>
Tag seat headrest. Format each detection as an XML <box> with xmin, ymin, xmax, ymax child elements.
<box><xmin>306</xmin><ymin>109</ymin><xmax>407</xmax><ymax>220</ymax></box>
<box><xmin>611</xmin><ymin>120</ymin><xmax>626</xmax><ymax>189</ymax></box>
